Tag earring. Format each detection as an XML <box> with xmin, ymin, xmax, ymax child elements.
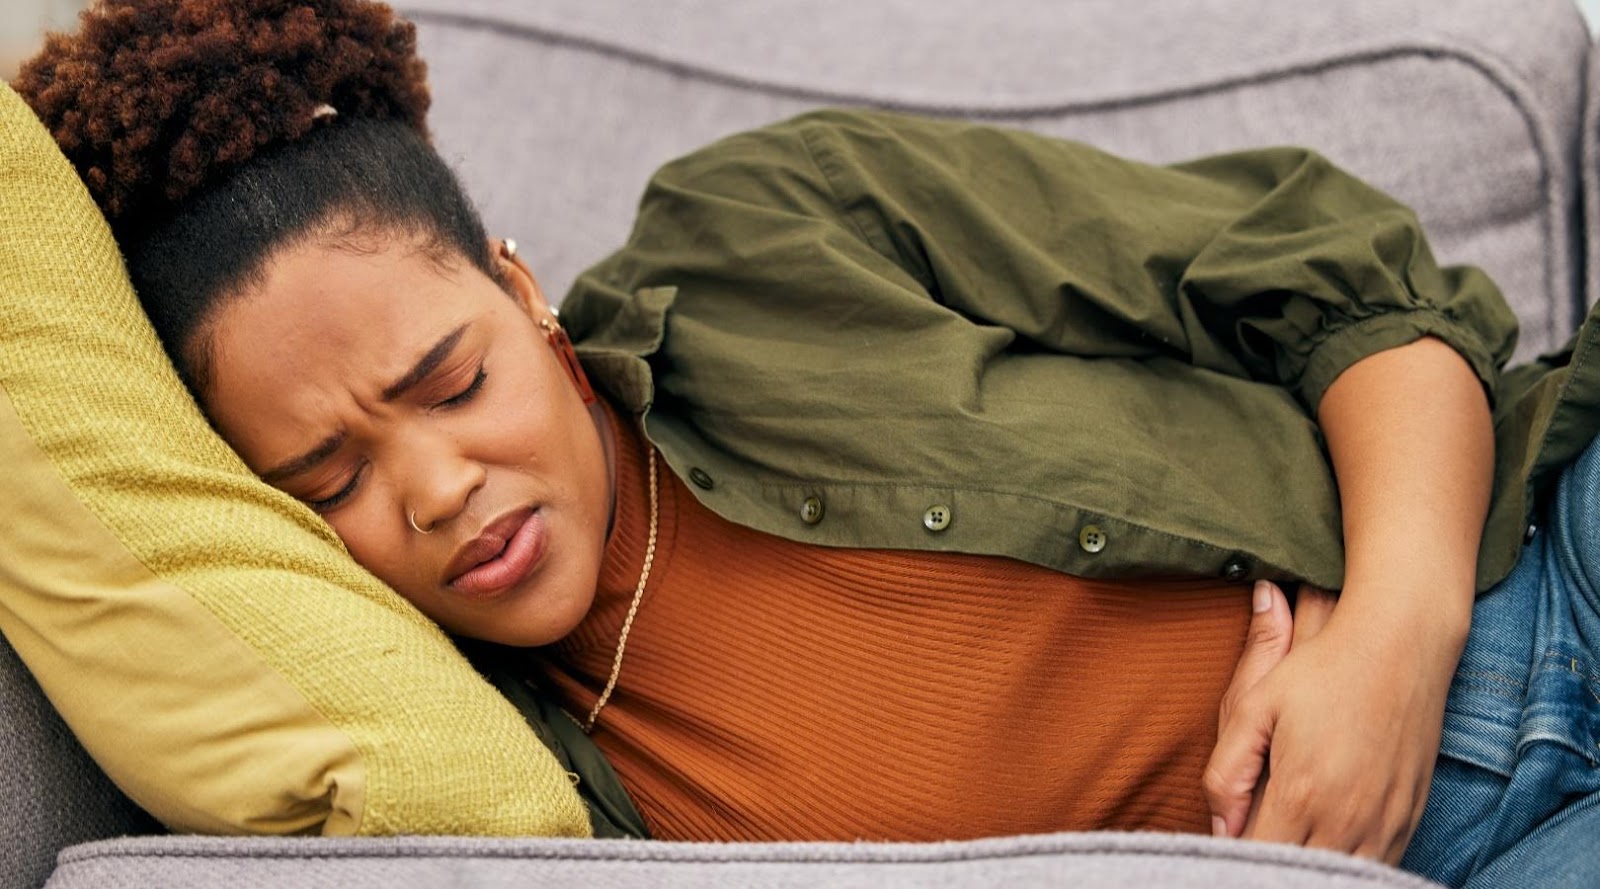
<box><xmin>540</xmin><ymin>317</ymin><xmax>597</xmax><ymax>405</ymax></box>
<box><xmin>408</xmin><ymin>511</ymin><xmax>434</xmax><ymax>535</ymax></box>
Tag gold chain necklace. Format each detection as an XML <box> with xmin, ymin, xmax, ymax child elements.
<box><xmin>582</xmin><ymin>446</ymin><xmax>658</xmax><ymax>732</ymax></box>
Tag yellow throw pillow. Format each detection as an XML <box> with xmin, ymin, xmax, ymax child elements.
<box><xmin>0</xmin><ymin>81</ymin><xmax>588</xmax><ymax>838</ymax></box>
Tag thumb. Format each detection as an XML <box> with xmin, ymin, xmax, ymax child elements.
<box><xmin>1228</xmin><ymin>581</ymin><xmax>1293</xmax><ymax>702</ymax></box>
<box><xmin>1204</xmin><ymin>580</ymin><xmax>1292</xmax><ymax>837</ymax></box>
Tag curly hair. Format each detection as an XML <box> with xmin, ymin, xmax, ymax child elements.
<box><xmin>14</xmin><ymin>0</ymin><xmax>430</xmax><ymax>226</ymax></box>
<box><xmin>11</xmin><ymin>0</ymin><xmax>497</xmax><ymax>399</ymax></box>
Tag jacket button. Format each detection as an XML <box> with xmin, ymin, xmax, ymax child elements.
<box><xmin>1221</xmin><ymin>557</ymin><xmax>1251</xmax><ymax>581</ymax></box>
<box><xmin>923</xmin><ymin>505</ymin><xmax>952</xmax><ymax>532</ymax></box>
<box><xmin>1078</xmin><ymin>525</ymin><xmax>1106</xmax><ymax>554</ymax></box>
<box><xmin>688</xmin><ymin>467</ymin><xmax>715</xmax><ymax>490</ymax></box>
<box><xmin>800</xmin><ymin>496</ymin><xmax>825</xmax><ymax>525</ymax></box>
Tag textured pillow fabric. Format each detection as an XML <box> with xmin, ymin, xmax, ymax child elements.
<box><xmin>0</xmin><ymin>82</ymin><xmax>588</xmax><ymax>838</ymax></box>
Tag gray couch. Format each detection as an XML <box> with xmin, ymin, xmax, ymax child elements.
<box><xmin>3</xmin><ymin>0</ymin><xmax>1593</xmax><ymax>886</ymax></box>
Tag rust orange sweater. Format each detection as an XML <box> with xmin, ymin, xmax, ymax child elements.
<box><xmin>537</xmin><ymin>409</ymin><xmax>1252</xmax><ymax>841</ymax></box>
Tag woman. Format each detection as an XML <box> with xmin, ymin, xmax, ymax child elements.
<box><xmin>14</xmin><ymin>1</ymin><xmax>1596</xmax><ymax>886</ymax></box>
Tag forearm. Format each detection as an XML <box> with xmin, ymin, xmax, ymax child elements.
<box><xmin>1204</xmin><ymin>336</ymin><xmax>1493</xmax><ymax>856</ymax></box>
<box><xmin>1316</xmin><ymin>335</ymin><xmax>1492</xmax><ymax>646</ymax></box>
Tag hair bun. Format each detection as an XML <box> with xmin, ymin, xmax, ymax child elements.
<box><xmin>13</xmin><ymin>0</ymin><xmax>430</xmax><ymax>226</ymax></box>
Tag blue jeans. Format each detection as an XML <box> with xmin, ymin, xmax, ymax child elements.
<box><xmin>1399</xmin><ymin>438</ymin><xmax>1600</xmax><ymax>887</ymax></box>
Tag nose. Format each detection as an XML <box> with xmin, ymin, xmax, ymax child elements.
<box><xmin>394</xmin><ymin>430</ymin><xmax>485</xmax><ymax>534</ymax></box>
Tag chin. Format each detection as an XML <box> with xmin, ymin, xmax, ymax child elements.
<box><xmin>479</xmin><ymin>579</ymin><xmax>597</xmax><ymax>648</ymax></box>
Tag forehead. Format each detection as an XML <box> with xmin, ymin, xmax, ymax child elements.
<box><xmin>200</xmin><ymin>239</ymin><xmax>488</xmax><ymax>464</ymax></box>
<box><xmin>232</xmin><ymin>239</ymin><xmax>474</xmax><ymax>350</ymax></box>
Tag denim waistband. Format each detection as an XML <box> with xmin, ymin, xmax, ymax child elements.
<box><xmin>1444</xmin><ymin>436</ymin><xmax>1600</xmax><ymax>776</ymax></box>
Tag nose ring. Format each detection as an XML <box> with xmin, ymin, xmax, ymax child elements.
<box><xmin>408</xmin><ymin>511</ymin><xmax>434</xmax><ymax>535</ymax></box>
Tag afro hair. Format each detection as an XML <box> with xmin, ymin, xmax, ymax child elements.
<box><xmin>13</xmin><ymin>0</ymin><xmax>430</xmax><ymax>227</ymax></box>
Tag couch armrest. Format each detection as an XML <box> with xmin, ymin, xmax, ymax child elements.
<box><xmin>47</xmin><ymin>832</ymin><xmax>1444</xmax><ymax>888</ymax></box>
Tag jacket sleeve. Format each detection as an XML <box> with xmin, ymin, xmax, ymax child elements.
<box><xmin>597</xmin><ymin>107</ymin><xmax>1518</xmax><ymax>416</ymax></box>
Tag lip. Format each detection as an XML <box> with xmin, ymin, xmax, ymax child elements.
<box><xmin>445</xmin><ymin>507</ymin><xmax>545</xmax><ymax>599</ymax></box>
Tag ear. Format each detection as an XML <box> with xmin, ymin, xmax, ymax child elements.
<box><xmin>492</xmin><ymin>238</ymin><xmax>551</xmax><ymax>318</ymax></box>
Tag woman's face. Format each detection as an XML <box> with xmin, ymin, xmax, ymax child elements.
<box><xmin>202</xmin><ymin>233</ymin><xmax>612</xmax><ymax>646</ymax></box>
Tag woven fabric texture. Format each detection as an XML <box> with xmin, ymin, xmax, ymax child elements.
<box><xmin>0</xmin><ymin>78</ymin><xmax>588</xmax><ymax>845</ymax></box>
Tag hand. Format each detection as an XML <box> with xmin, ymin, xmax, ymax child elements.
<box><xmin>1205</xmin><ymin>582</ymin><xmax>1336</xmax><ymax>835</ymax></box>
<box><xmin>1205</xmin><ymin>580</ymin><xmax>1446</xmax><ymax>864</ymax></box>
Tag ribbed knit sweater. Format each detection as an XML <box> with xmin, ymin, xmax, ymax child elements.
<box><xmin>537</xmin><ymin>407</ymin><xmax>1252</xmax><ymax>841</ymax></box>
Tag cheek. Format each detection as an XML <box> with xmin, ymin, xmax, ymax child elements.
<box><xmin>491</xmin><ymin>354</ymin><xmax>610</xmax><ymax>527</ymax></box>
<box><xmin>484</xmin><ymin>349</ymin><xmax>591</xmax><ymax>469</ymax></box>
<box><xmin>323</xmin><ymin>508</ymin><xmax>412</xmax><ymax>587</ymax></box>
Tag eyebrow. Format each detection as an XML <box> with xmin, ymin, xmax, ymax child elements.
<box><xmin>258</xmin><ymin>323</ymin><xmax>471</xmax><ymax>485</ymax></box>
<box><xmin>381</xmin><ymin>323</ymin><xmax>471</xmax><ymax>402</ymax></box>
<box><xmin>260</xmin><ymin>433</ymin><xmax>345</xmax><ymax>485</ymax></box>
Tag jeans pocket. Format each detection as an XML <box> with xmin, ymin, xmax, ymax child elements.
<box><xmin>1516</xmin><ymin>647</ymin><xmax>1600</xmax><ymax>781</ymax></box>
<box><xmin>1437</xmin><ymin>651</ymin><xmax>1529</xmax><ymax>780</ymax></box>
<box><xmin>1426</xmin><ymin>649</ymin><xmax>1600</xmax><ymax>888</ymax></box>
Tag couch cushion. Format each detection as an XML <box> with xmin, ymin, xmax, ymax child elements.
<box><xmin>0</xmin><ymin>78</ymin><xmax>588</xmax><ymax>842</ymax></box>
<box><xmin>45</xmin><ymin>833</ymin><xmax>1446</xmax><ymax>888</ymax></box>
<box><xmin>0</xmin><ymin>634</ymin><xmax>158</xmax><ymax>889</ymax></box>
<box><xmin>403</xmin><ymin>0</ymin><xmax>1588</xmax><ymax>361</ymax></box>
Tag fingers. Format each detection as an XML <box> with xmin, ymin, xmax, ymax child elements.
<box><xmin>1245</xmin><ymin>728</ymin><xmax>1434</xmax><ymax>864</ymax></box>
<box><xmin>1241</xmin><ymin>761</ymin><xmax>1268</xmax><ymax>835</ymax></box>
<box><xmin>1291</xmin><ymin>583</ymin><xmax>1338</xmax><ymax>648</ymax></box>
<box><xmin>1218</xmin><ymin>581</ymin><xmax>1446</xmax><ymax>865</ymax></box>
<box><xmin>1205</xmin><ymin>581</ymin><xmax>1292</xmax><ymax>837</ymax></box>
<box><xmin>1243</xmin><ymin>584</ymin><xmax>1349</xmax><ymax>851</ymax></box>
<box><xmin>1377</xmin><ymin>767</ymin><xmax>1435</xmax><ymax>864</ymax></box>
<box><xmin>1246</xmin><ymin>777</ymin><xmax>1315</xmax><ymax>848</ymax></box>
<box><xmin>1259</xmin><ymin>785</ymin><xmax>1405</xmax><ymax>860</ymax></box>
<box><xmin>1225</xmin><ymin>581</ymin><xmax>1294</xmax><ymax>711</ymax></box>
<box><xmin>1203</xmin><ymin>694</ymin><xmax>1277</xmax><ymax>839</ymax></box>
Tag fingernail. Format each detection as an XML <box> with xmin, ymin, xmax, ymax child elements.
<box><xmin>1211</xmin><ymin>815</ymin><xmax>1228</xmax><ymax>837</ymax></box>
<box><xmin>1252</xmin><ymin>580</ymin><xmax>1271</xmax><ymax>613</ymax></box>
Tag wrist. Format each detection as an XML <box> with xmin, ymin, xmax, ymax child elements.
<box><xmin>1335</xmin><ymin>576</ymin><xmax>1473</xmax><ymax>654</ymax></box>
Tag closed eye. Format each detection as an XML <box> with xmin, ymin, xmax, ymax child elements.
<box><xmin>306</xmin><ymin>463</ymin><xmax>365</xmax><ymax>513</ymax></box>
<box><xmin>435</xmin><ymin>367</ymin><xmax>487</xmax><ymax>409</ymax></box>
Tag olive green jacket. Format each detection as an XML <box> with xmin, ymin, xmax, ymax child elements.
<box><xmin>517</xmin><ymin>107</ymin><xmax>1600</xmax><ymax>838</ymax></box>
<box><xmin>562</xmin><ymin>107</ymin><xmax>1596</xmax><ymax>594</ymax></box>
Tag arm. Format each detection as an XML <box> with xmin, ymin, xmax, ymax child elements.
<box><xmin>1206</xmin><ymin>335</ymin><xmax>1492</xmax><ymax>861</ymax></box>
<box><xmin>580</xmin><ymin>108</ymin><xmax>1517</xmax><ymax>420</ymax></box>
<box><xmin>584</xmin><ymin>109</ymin><xmax>1506</xmax><ymax>856</ymax></box>
<box><xmin>1320</xmin><ymin>335</ymin><xmax>1487</xmax><ymax>655</ymax></box>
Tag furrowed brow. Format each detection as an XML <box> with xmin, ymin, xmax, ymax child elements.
<box><xmin>261</xmin><ymin>433</ymin><xmax>345</xmax><ymax>485</ymax></box>
<box><xmin>259</xmin><ymin>323</ymin><xmax>471</xmax><ymax>485</ymax></box>
<box><xmin>381</xmin><ymin>323</ymin><xmax>470</xmax><ymax>403</ymax></box>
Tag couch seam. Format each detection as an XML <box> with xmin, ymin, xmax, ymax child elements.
<box><xmin>52</xmin><ymin>842</ymin><xmax>1430</xmax><ymax>885</ymax></box>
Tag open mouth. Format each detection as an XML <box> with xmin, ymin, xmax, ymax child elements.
<box><xmin>446</xmin><ymin>507</ymin><xmax>545</xmax><ymax>599</ymax></box>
